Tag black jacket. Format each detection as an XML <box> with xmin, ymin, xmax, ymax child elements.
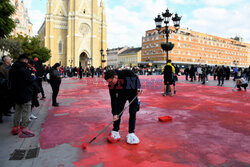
<box><xmin>50</xmin><ymin>68</ymin><xmax>61</xmax><ymax>85</ymax></box>
<box><xmin>108</xmin><ymin>70</ymin><xmax>141</xmax><ymax>115</ymax></box>
<box><xmin>34</xmin><ymin>61</ymin><xmax>45</xmax><ymax>78</ymax></box>
<box><xmin>10</xmin><ymin>61</ymin><xmax>34</xmax><ymax>104</ymax></box>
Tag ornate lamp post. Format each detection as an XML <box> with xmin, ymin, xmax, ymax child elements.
<box><xmin>154</xmin><ymin>9</ymin><xmax>181</xmax><ymax>63</ymax></box>
<box><xmin>88</xmin><ymin>57</ymin><xmax>92</xmax><ymax>66</ymax></box>
<box><xmin>100</xmin><ymin>49</ymin><xmax>106</xmax><ymax>78</ymax></box>
<box><xmin>69</xmin><ymin>59</ymin><xmax>73</xmax><ymax>66</ymax></box>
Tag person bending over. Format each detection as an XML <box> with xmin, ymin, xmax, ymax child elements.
<box><xmin>104</xmin><ymin>70</ymin><xmax>142</xmax><ymax>144</ymax></box>
<box><xmin>233</xmin><ymin>77</ymin><xmax>248</xmax><ymax>91</ymax></box>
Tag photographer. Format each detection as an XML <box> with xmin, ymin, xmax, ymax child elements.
<box><xmin>10</xmin><ymin>54</ymin><xmax>35</xmax><ymax>137</ymax></box>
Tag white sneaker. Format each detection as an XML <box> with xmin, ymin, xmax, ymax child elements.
<box><xmin>126</xmin><ymin>133</ymin><xmax>140</xmax><ymax>144</ymax></box>
<box><xmin>30</xmin><ymin>114</ymin><xmax>37</xmax><ymax>120</ymax></box>
<box><xmin>111</xmin><ymin>131</ymin><xmax>121</xmax><ymax>140</ymax></box>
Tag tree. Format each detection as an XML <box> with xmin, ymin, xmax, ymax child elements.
<box><xmin>0</xmin><ymin>38</ymin><xmax>23</xmax><ymax>59</ymax></box>
<box><xmin>0</xmin><ymin>0</ymin><xmax>16</xmax><ymax>38</ymax></box>
<box><xmin>14</xmin><ymin>35</ymin><xmax>51</xmax><ymax>63</ymax></box>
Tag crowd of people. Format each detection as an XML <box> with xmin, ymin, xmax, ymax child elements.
<box><xmin>0</xmin><ymin>55</ymin><xmax>62</xmax><ymax>138</ymax></box>
<box><xmin>184</xmin><ymin>64</ymin><xmax>250</xmax><ymax>86</ymax></box>
<box><xmin>43</xmin><ymin>65</ymin><xmax>103</xmax><ymax>79</ymax></box>
<box><xmin>1</xmin><ymin>53</ymin><xmax>249</xmax><ymax>139</ymax></box>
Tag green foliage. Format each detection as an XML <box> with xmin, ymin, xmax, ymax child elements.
<box><xmin>0</xmin><ymin>38</ymin><xmax>23</xmax><ymax>60</ymax></box>
<box><xmin>13</xmin><ymin>35</ymin><xmax>51</xmax><ymax>63</ymax></box>
<box><xmin>0</xmin><ymin>0</ymin><xmax>16</xmax><ymax>38</ymax></box>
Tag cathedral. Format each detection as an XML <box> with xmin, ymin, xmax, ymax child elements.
<box><xmin>38</xmin><ymin>0</ymin><xmax>107</xmax><ymax>67</ymax></box>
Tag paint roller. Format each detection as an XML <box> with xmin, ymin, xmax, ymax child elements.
<box><xmin>82</xmin><ymin>92</ymin><xmax>142</xmax><ymax>150</ymax></box>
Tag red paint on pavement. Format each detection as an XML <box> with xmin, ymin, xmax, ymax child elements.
<box><xmin>39</xmin><ymin>76</ymin><xmax>250</xmax><ymax>166</ymax></box>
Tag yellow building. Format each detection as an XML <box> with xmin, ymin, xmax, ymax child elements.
<box><xmin>38</xmin><ymin>0</ymin><xmax>107</xmax><ymax>67</ymax></box>
<box><xmin>118</xmin><ymin>47</ymin><xmax>142</xmax><ymax>67</ymax></box>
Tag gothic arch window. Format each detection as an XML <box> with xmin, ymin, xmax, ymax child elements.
<box><xmin>15</xmin><ymin>18</ymin><xmax>20</xmax><ymax>24</ymax></box>
<box><xmin>58</xmin><ymin>41</ymin><xmax>63</xmax><ymax>54</ymax></box>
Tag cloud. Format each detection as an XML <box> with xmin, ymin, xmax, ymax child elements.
<box><xmin>28</xmin><ymin>10</ymin><xmax>46</xmax><ymax>35</ymax></box>
<box><xmin>169</xmin><ymin>0</ymin><xmax>198</xmax><ymax>5</ymax></box>
<box><xmin>201</xmin><ymin>0</ymin><xmax>242</xmax><ymax>6</ymax></box>
<box><xmin>107</xmin><ymin>0</ymin><xmax>169</xmax><ymax>48</ymax></box>
<box><xmin>186</xmin><ymin>4</ymin><xmax>250</xmax><ymax>42</ymax></box>
<box><xmin>23</xmin><ymin>0</ymin><xmax>32</xmax><ymax>9</ymax></box>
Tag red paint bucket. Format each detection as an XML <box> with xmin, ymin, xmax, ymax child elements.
<box><xmin>158</xmin><ymin>116</ymin><xmax>173</xmax><ymax>122</ymax></box>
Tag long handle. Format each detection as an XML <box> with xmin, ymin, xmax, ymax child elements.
<box><xmin>88</xmin><ymin>94</ymin><xmax>139</xmax><ymax>144</ymax></box>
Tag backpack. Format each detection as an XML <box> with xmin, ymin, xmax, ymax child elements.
<box><xmin>164</xmin><ymin>65</ymin><xmax>173</xmax><ymax>78</ymax></box>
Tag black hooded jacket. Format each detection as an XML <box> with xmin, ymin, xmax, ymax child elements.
<box><xmin>34</xmin><ymin>61</ymin><xmax>45</xmax><ymax>78</ymax></box>
<box><xmin>10</xmin><ymin>61</ymin><xmax>34</xmax><ymax>104</ymax></box>
<box><xmin>108</xmin><ymin>70</ymin><xmax>141</xmax><ymax>115</ymax></box>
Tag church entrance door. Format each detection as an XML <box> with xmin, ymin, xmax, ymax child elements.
<box><xmin>79</xmin><ymin>52</ymin><xmax>88</xmax><ymax>68</ymax></box>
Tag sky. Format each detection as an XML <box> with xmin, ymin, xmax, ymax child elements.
<box><xmin>23</xmin><ymin>0</ymin><xmax>250</xmax><ymax>48</ymax></box>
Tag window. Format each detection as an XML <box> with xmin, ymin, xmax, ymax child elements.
<box><xmin>15</xmin><ymin>18</ymin><xmax>20</xmax><ymax>24</ymax></box>
<box><xmin>15</xmin><ymin>1</ymin><xmax>18</xmax><ymax>8</ymax></box>
<box><xmin>59</xmin><ymin>41</ymin><xmax>63</xmax><ymax>54</ymax></box>
<box><xmin>178</xmin><ymin>36</ymin><xmax>181</xmax><ymax>40</ymax></box>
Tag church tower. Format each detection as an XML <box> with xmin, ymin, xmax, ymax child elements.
<box><xmin>38</xmin><ymin>0</ymin><xmax>107</xmax><ymax>67</ymax></box>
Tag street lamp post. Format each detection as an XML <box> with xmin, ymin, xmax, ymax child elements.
<box><xmin>88</xmin><ymin>57</ymin><xmax>92</xmax><ymax>66</ymax></box>
<box><xmin>69</xmin><ymin>59</ymin><xmax>73</xmax><ymax>66</ymax></box>
<box><xmin>100</xmin><ymin>49</ymin><xmax>106</xmax><ymax>78</ymax></box>
<box><xmin>154</xmin><ymin>9</ymin><xmax>181</xmax><ymax>63</ymax></box>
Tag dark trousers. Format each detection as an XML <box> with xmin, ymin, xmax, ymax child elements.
<box><xmin>237</xmin><ymin>84</ymin><xmax>248</xmax><ymax>90</ymax></box>
<box><xmin>202</xmin><ymin>74</ymin><xmax>206</xmax><ymax>84</ymax></box>
<box><xmin>198</xmin><ymin>74</ymin><xmax>202</xmax><ymax>82</ymax></box>
<box><xmin>0</xmin><ymin>97</ymin><xmax>12</xmax><ymax>121</ymax></box>
<box><xmin>91</xmin><ymin>72</ymin><xmax>94</xmax><ymax>78</ymax></box>
<box><xmin>113</xmin><ymin>96</ymin><xmax>138</xmax><ymax>133</ymax></box>
<box><xmin>79</xmin><ymin>73</ymin><xmax>83</xmax><ymax>79</ymax></box>
<box><xmin>37</xmin><ymin>78</ymin><xmax>45</xmax><ymax>97</ymax></box>
<box><xmin>185</xmin><ymin>74</ymin><xmax>189</xmax><ymax>80</ymax></box>
<box><xmin>0</xmin><ymin>101</ymin><xmax>3</xmax><ymax>121</ymax></box>
<box><xmin>190</xmin><ymin>75</ymin><xmax>194</xmax><ymax>81</ymax></box>
<box><xmin>218</xmin><ymin>76</ymin><xmax>224</xmax><ymax>85</ymax></box>
<box><xmin>50</xmin><ymin>82</ymin><xmax>60</xmax><ymax>105</ymax></box>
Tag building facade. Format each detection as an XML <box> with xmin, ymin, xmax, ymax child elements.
<box><xmin>10</xmin><ymin>0</ymin><xmax>32</xmax><ymax>36</ymax></box>
<box><xmin>118</xmin><ymin>47</ymin><xmax>142</xmax><ymax>67</ymax></box>
<box><xmin>38</xmin><ymin>0</ymin><xmax>107</xmax><ymax>67</ymax></box>
<box><xmin>141</xmin><ymin>27</ymin><xmax>250</xmax><ymax>67</ymax></box>
<box><xmin>107</xmin><ymin>47</ymin><xmax>127</xmax><ymax>68</ymax></box>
